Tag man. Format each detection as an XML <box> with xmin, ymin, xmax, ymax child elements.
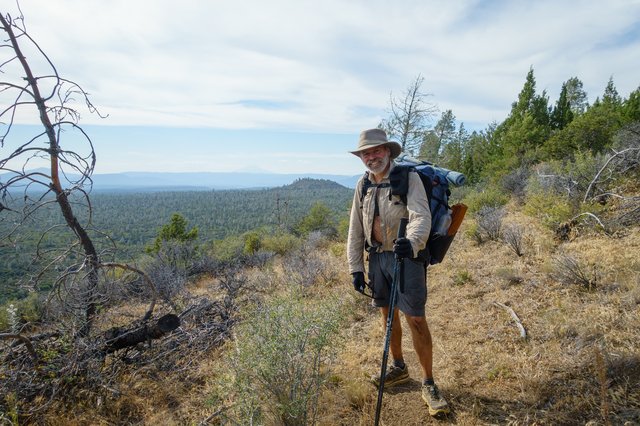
<box><xmin>347</xmin><ymin>128</ymin><xmax>449</xmax><ymax>417</ymax></box>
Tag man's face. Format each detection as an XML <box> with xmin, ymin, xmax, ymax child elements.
<box><xmin>360</xmin><ymin>145</ymin><xmax>390</xmax><ymax>175</ymax></box>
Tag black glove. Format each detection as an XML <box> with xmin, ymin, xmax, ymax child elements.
<box><xmin>352</xmin><ymin>272</ymin><xmax>366</xmax><ymax>293</ymax></box>
<box><xmin>393</xmin><ymin>237</ymin><xmax>413</xmax><ymax>259</ymax></box>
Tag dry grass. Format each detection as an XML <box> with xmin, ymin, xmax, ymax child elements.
<box><xmin>4</xmin><ymin>205</ymin><xmax>639</xmax><ymax>425</ymax></box>
<box><xmin>326</xmin><ymin>208</ymin><xmax>640</xmax><ymax>425</ymax></box>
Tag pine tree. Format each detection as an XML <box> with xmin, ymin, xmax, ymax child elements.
<box><xmin>565</xmin><ymin>77</ymin><xmax>589</xmax><ymax>115</ymax></box>
<box><xmin>419</xmin><ymin>109</ymin><xmax>456</xmax><ymax>162</ymax></box>
<box><xmin>551</xmin><ymin>83</ymin><xmax>574</xmax><ymax>130</ymax></box>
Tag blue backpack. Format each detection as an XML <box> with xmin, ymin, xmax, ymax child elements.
<box><xmin>361</xmin><ymin>155</ymin><xmax>467</xmax><ymax>265</ymax></box>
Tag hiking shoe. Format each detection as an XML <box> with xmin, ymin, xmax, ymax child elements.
<box><xmin>370</xmin><ymin>364</ymin><xmax>410</xmax><ymax>388</ymax></box>
<box><xmin>421</xmin><ymin>383</ymin><xmax>450</xmax><ymax>416</ymax></box>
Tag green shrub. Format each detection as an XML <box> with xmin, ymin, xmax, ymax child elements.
<box><xmin>210</xmin><ymin>234</ymin><xmax>245</xmax><ymax>261</ymax></box>
<box><xmin>337</xmin><ymin>215</ymin><xmax>350</xmax><ymax>242</ymax></box>
<box><xmin>0</xmin><ymin>293</ymin><xmax>41</xmax><ymax>332</ymax></box>
<box><xmin>463</xmin><ymin>221</ymin><xmax>482</xmax><ymax>244</ymax></box>
<box><xmin>227</xmin><ymin>289</ymin><xmax>346</xmax><ymax>425</ymax></box>
<box><xmin>462</xmin><ymin>185</ymin><xmax>509</xmax><ymax>214</ymax></box>
<box><xmin>243</xmin><ymin>230</ymin><xmax>262</xmax><ymax>255</ymax></box>
<box><xmin>296</xmin><ymin>202</ymin><xmax>336</xmax><ymax>236</ymax></box>
<box><xmin>453</xmin><ymin>270</ymin><xmax>474</xmax><ymax>286</ymax></box>
<box><xmin>329</xmin><ymin>241</ymin><xmax>346</xmax><ymax>258</ymax></box>
<box><xmin>261</xmin><ymin>231</ymin><xmax>300</xmax><ymax>256</ymax></box>
<box><xmin>523</xmin><ymin>191</ymin><xmax>573</xmax><ymax>229</ymax></box>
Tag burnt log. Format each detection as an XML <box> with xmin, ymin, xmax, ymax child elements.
<box><xmin>103</xmin><ymin>314</ymin><xmax>180</xmax><ymax>353</ymax></box>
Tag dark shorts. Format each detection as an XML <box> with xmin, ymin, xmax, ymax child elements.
<box><xmin>368</xmin><ymin>251</ymin><xmax>427</xmax><ymax>317</ymax></box>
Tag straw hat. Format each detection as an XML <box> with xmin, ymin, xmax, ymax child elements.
<box><xmin>350</xmin><ymin>128</ymin><xmax>402</xmax><ymax>159</ymax></box>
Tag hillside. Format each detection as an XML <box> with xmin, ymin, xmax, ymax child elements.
<box><xmin>6</xmin><ymin>200</ymin><xmax>636</xmax><ymax>425</ymax></box>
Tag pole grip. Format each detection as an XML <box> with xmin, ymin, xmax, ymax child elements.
<box><xmin>397</xmin><ymin>217</ymin><xmax>408</xmax><ymax>239</ymax></box>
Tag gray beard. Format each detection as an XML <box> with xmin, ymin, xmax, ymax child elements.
<box><xmin>367</xmin><ymin>158</ymin><xmax>389</xmax><ymax>175</ymax></box>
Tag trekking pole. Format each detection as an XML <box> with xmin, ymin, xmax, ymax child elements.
<box><xmin>374</xmin><ymin>217</ymin><xmax>408</xmax><ymax>426</ymax></box>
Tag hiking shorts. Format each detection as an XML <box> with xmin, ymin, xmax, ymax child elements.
<box><xmin>368</xmin><ymin>251</ymin><xmax>427</xmax><ymax>317</ymax></box>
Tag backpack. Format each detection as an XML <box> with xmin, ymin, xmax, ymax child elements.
<box><xmin>361</xmin><ymin>154</ymin><xmax>467</xmax><ymax>265</ymax></box>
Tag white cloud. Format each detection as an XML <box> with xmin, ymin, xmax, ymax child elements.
<box><xmin>5</xmin><ymin>0</ymin><xmax>640</xmax><ymax>132</ymax></box>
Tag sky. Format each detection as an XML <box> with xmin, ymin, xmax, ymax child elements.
<box><xmin>2</xmin><ymin>0</ymin><xmax>639</xmax><ymax>176</ymax></box>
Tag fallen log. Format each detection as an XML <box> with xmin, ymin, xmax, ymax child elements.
<box><xmin>103</xmin><ymin>314</ymin><xmax>180</xmax><ymax>353</ymax></box>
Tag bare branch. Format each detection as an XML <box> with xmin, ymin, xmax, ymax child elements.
<box><xmin>493</xmin><ymin>302</ymin><xmax>527</xmax><ymax>339</ymax></box>
<box><xmin>100</xmin><ymin>262</ymin><xmax>160</xmax><ymax>321</ymax></box>
<box><xmin>570</xmin><ymin>212</ymin><xmax>606</xmax><ymax>232</ymax></box>
<box><xmin>584</xmin><ymin>147</ymin><xmax>640</xmax><ymax>203</ymax></box>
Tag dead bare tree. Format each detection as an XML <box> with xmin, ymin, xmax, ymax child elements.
<box><xmin>380</xmin><ymin>74</ymin><xmax>438</xmax><ymax>155</ymax></box>
<box><xmin>0</xmin><ymin>8</ymin><xmax>108</xmax><ymax>336</ymax></box>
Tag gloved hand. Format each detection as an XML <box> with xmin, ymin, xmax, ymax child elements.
<box><xmin>393</xmin><ymin>237</ymin><xmax>413</xmax><ymax>259</ymax></box>
<box><xmin>352</xmin><ymin>272</ymin><xmax>366</xmax><ymax>293</ymax></box>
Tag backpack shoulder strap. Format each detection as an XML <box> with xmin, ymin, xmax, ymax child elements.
<box><xmin>360</xmin><ymin>171</ymin><xmax>393</xmax><ymax>204</ymax></box>
<box><xmin>360</xmin><ymin>171</ymin><xmax>373</xmax><ymax>203</ymax></box>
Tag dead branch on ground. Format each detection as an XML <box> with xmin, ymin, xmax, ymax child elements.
<box><xmin>493</xmin><ymin>301</ymin><xmax>527</xmax><ymax>339</ymax></box>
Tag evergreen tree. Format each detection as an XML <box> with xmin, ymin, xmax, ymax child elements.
<box><xmin>543</xmin><ymin>78</ymin><xmax>624</xmax><ymax>158</ymax></box>
<box><xmin>602</xmin><ymin>76</ymin><xmax>622</xmax><ymax>107</ymax></box>
<box><xmin>296</xmin><ymin>202</ymin><xmax>335</xmax><ymax>236</ymax></box>
<box><xmin>147</xmin><ymin>213</ymin><xmax>198</xmax><ymax>254</ymax></box>
<box><xmin>419</xmin><ymin>109</ymin><xmax>456</xmax><ymax>162</ymax></box>
<box><xmin>485</xmin><ymin>67</ymin><xmax>550</xmax><ymax>176</ymax></box>
<box><xmin>622</xmin><ymin>86</ymin><xmax>640</xmax><ymax>123</ymax></box>
<box><xmin>550</xmin><ymin>82</ymin><xmax>574</xmax><ymax>130</ymax></box>
<box><xmin>461</xmin><ymin>130</ymin><xmax>491</xmax><ymax>184</ymax></box>
<box><xmin>565</xmin><ymin>77</ymin><xmax>589</xmax><ymax>115</ymax></box>
<box><xmin>440</xmin><ymin>122</ymin><xmax>467</xmax><ymax>172</ymax></box>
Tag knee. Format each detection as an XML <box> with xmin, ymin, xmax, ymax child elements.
<box><xmin>405</xmin><ymin>314</ymin><xmax>428</xmax><ymax>330</ymax></box>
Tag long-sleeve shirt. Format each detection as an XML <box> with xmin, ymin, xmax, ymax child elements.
<box><xmin>347</xmin><ymin>164</ymin><xmax>431</xmax><ymax>274</ymax></box>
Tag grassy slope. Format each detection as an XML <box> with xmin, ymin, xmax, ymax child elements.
<box><xmin>326</xmin><ymin>207</ymin><xmax>640</xmax><ymax>425</ymax></box>
<box><xmin>38</xmin><ymin>203</ymin><xmax>640</xmax><ymax>425</ymax></box>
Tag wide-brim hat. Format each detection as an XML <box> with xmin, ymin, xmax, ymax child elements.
<box><xmin>350</xmin><ymin>128</ymin><xmax>402</xmax><ymax>160</ymax></box>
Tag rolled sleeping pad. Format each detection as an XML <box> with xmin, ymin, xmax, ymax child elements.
<box><xmin>444</xmin><ymin>170</ymin><xmax>466</xmax><ymax>186</ymax></box>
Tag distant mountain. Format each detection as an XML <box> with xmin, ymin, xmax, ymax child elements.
<box><xmin>0</xmin><ymin>170</ymin><xmax>361</xmax><ymax>191</ymax></box>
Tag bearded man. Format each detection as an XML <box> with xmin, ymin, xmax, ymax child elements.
<box><xmin>347</xmin><ymin>128</ymin><xmax>449</xmax><ymax>417</ymax></box>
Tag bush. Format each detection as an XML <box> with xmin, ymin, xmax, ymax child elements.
<box><xmin>462</xmin><ymin>184</ymin><xmax>509</xmax><ymax>214</ymax></box>
<box><xmin>243</xmin><ymin>230</ymin><xmax>262</xmax><ymax>255</ymax></box>
<box><xmin>337</xmin><ymin>215</ymin><xmax>350</xmax><ymax>242</ymax></box>
<box><xmin>261</xmin><ymin>231</ymin><xmax>300</xmax><ymax>256</ymax></box>
<box><xmin>476</xmin><ymin>206</ymin><xmax>505</xmax><ymax>241</ymax></box>
<box><xmin>502</xmin><ymin>165</ymin><xmax>531</xmax><ymax>201</ymax></box>
<box><xmin>0</xmin><ymin>293</ymin><xmax>42</xmax><ymax>333</ymax></box>
<box><xmin>296</xmin><ymin>202</ymin><xmax>336</xmax><ymax>236</ymax></box>
<box><xmin>464</xmin><ymin>221</ymin><xmax>483</xmax><ymax>245</ymax></box>
<box><xmin>502</xmin><ymin>224</ymin><xmax>525</xmax><ymax>256</ymax></box>
<box><xmin>210</xmin><ymin>234</ymin><xmax>245</xmax><ymax>261</ymax></box>
<box><xmin>453</xmin><ymin>270</ymin><xmax>474</xmax><ymax>286</ymax></box>
<box><xmin>523</xmin><ymin>190</ymin><xmax>574</xmax><ymax>229</ymax></box>
<box><xmin>551</xmin><ymin>253</ymin><xmax>599</xmax><ymax>290</ymax></box>
<box><xmin>226</xmin><ymin>289</ymin><xmax>346</xmax><ymax>425</ymax></box>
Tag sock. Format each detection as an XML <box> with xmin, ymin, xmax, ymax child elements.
<box><xmin>392</xmin><ymin>359</ymin><xmax>405</xmax><ymax>369</ymax></box>
<box><xmin>423</xmin><ymin>378</ymin><xmax>435</xmax><ymax>386</ymax></box>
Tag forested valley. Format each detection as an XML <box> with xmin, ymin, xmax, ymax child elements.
<box><xmin>0</xmin><ymin>178</ymin><xmax>352</xmax><ymax>303</ymax></box>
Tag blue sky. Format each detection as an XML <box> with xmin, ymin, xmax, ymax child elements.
<box><xmin>2</xmin><ymin>0</ymin><xmax>639</xmax><ymax>175</ymax></box>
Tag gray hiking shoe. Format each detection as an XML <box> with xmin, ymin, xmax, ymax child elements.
<box><xmin>371</xmin><ymin>364</ymin><xmax>410</xmax><ymax>388</ymax></box>
<box><xmin>421</xmin><ymin>383</ymin><xmax>450</xmax><ymax>416</ymax></box>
